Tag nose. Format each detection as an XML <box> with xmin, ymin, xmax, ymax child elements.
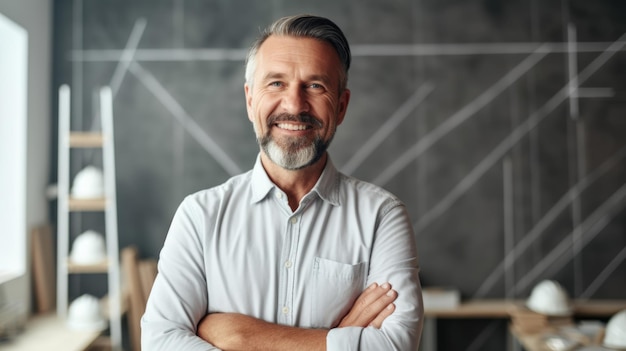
<box><xmin>282</xmin><ymin>85</ymin><xmax>309</xmax><ymax>114</ymax></box>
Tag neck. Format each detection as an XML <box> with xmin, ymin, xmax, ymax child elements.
<box><xmin>260</xmin><ymin>152</ymin><xmax>327</xmax><ymax>211</ymax></box>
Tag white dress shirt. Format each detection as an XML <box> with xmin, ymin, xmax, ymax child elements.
<box><xmin>141</xmin><ymin>155</ymin><xmax>423</xmax><ymax>350</ymax></box>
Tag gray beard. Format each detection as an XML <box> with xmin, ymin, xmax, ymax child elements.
<box><xmin>259</xmin><ymin>134</ymin><xmax>328</xmax><ymax>170</ymax></box>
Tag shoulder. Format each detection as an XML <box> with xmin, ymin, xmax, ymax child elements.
<box><xmin>180</xmin><ymin>170</ymin><xmax>253</xmax><ymax>210</ymax></box>
<box><xmin>337</xmin><ymin>172</ymin><xmax>404</xmax><ymax>214</ymax></box>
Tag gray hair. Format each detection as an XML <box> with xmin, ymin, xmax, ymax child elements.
<box><xmin>245</xmin><ymin>14</ymin><xmax>351</xmax><ymax>92</ymax></box>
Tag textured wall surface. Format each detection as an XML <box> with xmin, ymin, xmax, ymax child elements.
<box><xmin>52</xmin><ymin>0</ymin><xmax>626</xmax><ymax>349</ymax></box>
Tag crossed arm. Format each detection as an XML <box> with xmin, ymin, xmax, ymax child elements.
<box><xmin>196</xmin><ymin>282</ymin><xmax>398</xmax><ymax>351</ymax></box>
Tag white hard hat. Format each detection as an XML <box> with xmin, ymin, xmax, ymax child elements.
<box><xmin>70</xmin><ymin>230</ymin><xmax>107</xmax><ymax>265</ymax></box>
<box><xmin>67</xmin><ymin>294</ymin><xmax>106</xmax><ymax>331</ymax></box>
<box><xmin>604</xmin><ymin>309</ymin><xmax>626</xmax><ymax>349</ymax></box>
<box><xmin>526</xmin><ymin>280</ymin><xmax>572</xmax><ymax>316</ymax></box>
<box><xmin>71</xmin><ymin>166</ymin><xmax>104</xmax><ymax>199</ymax></box>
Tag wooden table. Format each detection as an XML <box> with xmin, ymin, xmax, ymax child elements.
<box><xmin>509</xmin><ymin>300</ymin><xmax>626</xmax><ymax>351</ymax></box>
<box><xmin>422</xmin><ymin>299</ymin><xmax>521</xmax><ymax>351</ymax></box>
<box><xmin>421</xmin><ymin>299</ymin><xmax>626</xmax><ymax>351</ymax></box>
<box><xmin>0</xmin><ymin>314</ymin><xmax>105</xmax><ymax>351</ymax></box>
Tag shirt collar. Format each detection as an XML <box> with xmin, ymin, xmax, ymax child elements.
<box><xmin>249</xmin><ymin>154</ymin><xmax>341</xmax><ymax>206</ymax></box>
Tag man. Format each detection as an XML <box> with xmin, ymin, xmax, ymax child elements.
<box><xmin>142</xmin><ymin>14</ymin><xmax>423</xmax><ymax>350</ymax></box>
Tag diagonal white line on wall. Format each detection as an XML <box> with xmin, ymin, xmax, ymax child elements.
<box><xmin>373</xmin><ymin>46</ymin><xmax>549</xmax><ymax>186</ymax></box>
<box><xmin>580</xmin><ymin>245</ymin><xmax>626</xmax><ymax>299</ymax></box>
<box><xmin>412</xmin><ymin>33</ymin><xmax>626</xmax><ymax>234</ymax></box>
<box><xmin>473</xmin><ymin>146</ymin><xmax>626</xmax><ymax>298</ymax></box>
<box><xmin>512</xmin><ymin>183</ymin><xmax>626</xmax><ymax>295</ymax></box>
<box><xmin>465</xmin><ymin>320</ymin><xmax>500</xmax><ymax>351</ymax></box>
<box><xmin>128</xmin><ymin>61</ymin><xmax>242</xmax><ymax>176</ymax></box>
<box><xmin>110</xmin><ymin>18</ymin><xmax>147</xmax><ymax>97</ymax></box>
<box><xmin>341</xmin><ymin>83</ymin><xmax>434</xmax><ymax>175</ymax></box>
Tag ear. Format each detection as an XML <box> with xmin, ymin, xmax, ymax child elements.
<box><xmin>244</xmin><ymin>83</ymin><xmax>254</xmax><ymax>122</ymax></box>
<box><xmin>336</xmin><ymin>88</ymin><xmax>351</xmax><ymax>126</ymax></box>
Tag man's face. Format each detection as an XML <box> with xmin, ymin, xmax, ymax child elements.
<box><xmin>245</xmin><ymin>35</ymin><xmax>350</xmax><ymax>170</ymax></box>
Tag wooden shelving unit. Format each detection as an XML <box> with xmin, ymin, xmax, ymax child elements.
<box><xmin>56</xmin><ymin>85</ymin><xmax>122</xmax><ymax>350</ymax></box>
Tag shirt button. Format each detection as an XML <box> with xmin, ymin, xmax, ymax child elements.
<box><xmin>282</xmin><ymin>306</ymin><xmax>289</xmax><ymax>314</ymax></box>
<box><xmin>276</xmin><ymin>192</ymin><xmax>283</xmax><ymax>199</ymax></box>
<box><xmin>290</xmin><ymin>217</ymin><xmax>298</xmax><ymax>224</ymax></box>
<box><xmin>284</xmin><ymin>260</ymin><xmax>292</xmax><ymax>268</ymax></box>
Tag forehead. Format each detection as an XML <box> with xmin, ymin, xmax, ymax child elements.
<box><xmin>255</xmin><ymin>35</ymin><xmax>342</xmax><ymax>76</ymax></box>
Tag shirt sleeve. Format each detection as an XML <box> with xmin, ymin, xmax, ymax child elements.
<box><xmin>141</xmin><ymin>196</ymin><xmax>219</xmax><ymax>350</ymax></box>
<box><xmin>327</xmin><ymin>202</ymin><xmax>424</xmax><ymax>350</ymax></box>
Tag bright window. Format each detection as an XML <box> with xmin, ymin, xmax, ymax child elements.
<box><xmin>0</xmin><ymin>12</ymin><xmax>28</xmax><ymax>284</ymax></box>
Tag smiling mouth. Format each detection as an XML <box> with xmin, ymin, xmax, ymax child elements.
<box><xmin>276</xmin><ymin>123</ymin><xmax>311</xmax><ymax>131</ymax></box>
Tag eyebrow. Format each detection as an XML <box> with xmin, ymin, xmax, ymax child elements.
<box><xmin>261</xmin><ymin>72</ymin><xmax>333</xmax><ymax>85</ymax></box>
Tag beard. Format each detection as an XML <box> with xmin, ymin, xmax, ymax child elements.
<box><xmin>256</xmin><ymin>113</ymin><xmax>333</xmax><ymax>170</ymax></box>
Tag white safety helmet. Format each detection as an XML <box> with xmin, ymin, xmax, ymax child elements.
<box><xmin>604</xmin><ymin>309</ymin><xmax>626</xmax><ymax>349</ymax></box>
<box><xmin>526</xmin><ymin>280</ymin><xmax>572</xmax><ymax>316</ymax></box>
<box><xmin>71</xmin><ymin>166</ymin><xmax>104</xmax><ymax>199</ymax></box>
<box><xmin>67</xmin><ymin>294</ymin><xmax>106</xmax><ymax>331</ymax></box>
<box><xmin>70</xmin><ymin>230</ymin><xmax>107</xmax><ymax>265</ymax></box>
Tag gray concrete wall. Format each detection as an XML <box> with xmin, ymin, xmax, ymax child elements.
<box><xmin>52</xmin><ymin>0</ymin><xmax>626</xmax><ymax>349</ymax></box>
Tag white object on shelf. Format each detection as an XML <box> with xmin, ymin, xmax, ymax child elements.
<box><xmin>70</xmin><ymin>230</ymin><xmax>107</xmax><ymax>265</ymax></box>
<box><xmin>67</xmin><ymin>294</ymin><xmax>106</xmax><ymax>331</ymax></box>
<box><xmin>526</xmin><ymin>280</ymin><xmax>572</xmax><ymax>316</ymax></box>
<box><xmin>71</xmin><ymin>166</ymin><xmax>104</xmax><ymax>199</ymax></box>
<box><xmin>422</xmin><ymin>287</ymin><xmax>461</xmax><ymax>310</ymax></box>
<box><xmin>604</xmin><ymin>309</ymin><xmax>626</xmax><ymax>349</ymax></box>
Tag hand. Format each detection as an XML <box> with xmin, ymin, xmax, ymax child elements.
<box><xmin>338</xmin><ymin>282</ymin><xmax>397</xmax><ymax>329</ymax></box>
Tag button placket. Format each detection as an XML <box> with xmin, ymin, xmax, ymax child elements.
<box><xmin>279</xmin><ymin>212</ymin><xmax>302</xmax><ymax>324</ymax></box>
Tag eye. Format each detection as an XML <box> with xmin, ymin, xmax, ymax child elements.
<box><xmin>269</xmin><ymin>81</ymin><xmax>283</xmax><ymax>88</ymax></box>
<box><xmin>307</xmin><ymin>83</ymin><xmax>327</xmax><ymax>93</ymax></box>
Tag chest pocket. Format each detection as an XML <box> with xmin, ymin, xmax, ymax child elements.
<box><xmin>310</xmin><ymin>257</ymin><xmax>367</xmax><ymax>328</ymax></box>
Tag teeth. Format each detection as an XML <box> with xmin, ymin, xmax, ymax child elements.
<box><xmin>277</xmin><ymin>123</ymin><xmax>308</xmax><ymax>131</ymax></box>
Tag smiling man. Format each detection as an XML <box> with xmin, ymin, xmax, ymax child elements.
<box><xmin>141</xmin><ymin>14</ymin><xmax>423</xmax><ymax>351</ymax></box>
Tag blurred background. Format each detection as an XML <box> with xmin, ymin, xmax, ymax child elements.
<box><xmin>1</xmin><ymin>0</ymin><xmax>625</xmax><ymax>350</ymax></box>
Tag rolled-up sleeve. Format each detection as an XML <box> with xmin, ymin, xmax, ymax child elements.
<box><xmin>141</xmin><ymin>196</ymin><xmax>218</xmax><ymax>350</ymax></box>
<box><xmin>327</xmin><ymin>202</ymin><xmax>423</xmax><ymax>350</ymax></box>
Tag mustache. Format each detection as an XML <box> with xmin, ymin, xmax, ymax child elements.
<box><xmin>267</xmin><ymin>113</ymin><xmax>323</xmax><ymax>128</ymax></box>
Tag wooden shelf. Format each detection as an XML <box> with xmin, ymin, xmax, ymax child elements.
<box><xmin>0</xmin><ymin>313</ymin><xmax>103</xmax><ymax>351</ymax></box>
<box><xmin>68</xmin><ymin>197</ymin><xmax>106</xmax><ymax>211</ymax></box>
<box><xmin>68</xmin><ymin>132</ymin><xmax>104</xmax><ymax>148</ymax></box>
<box><xmin>424</xmin><ymin>299</ymin><xmax>626</xmax><ymax>319</ymax></box>
<box><xmin>570</xmin><ymin>299</ymin><xmax>626</xmax><ymax>316</ymax></box>
<box><xmin>67</xmin><ymin>259</ymin><xmax>109</xmax><ymax>274</ymax></box>
<box><xmin>425</xmin><ymin>299</ymin><xmax>520</xmax><ymax>318</ymax></box>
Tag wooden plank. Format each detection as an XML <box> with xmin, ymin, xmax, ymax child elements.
<box><xmin>424</xmin><ymin>299</ymin><xmax>521</xmax><ymax>318</ymax></box>
<box><xmin>31</xmin><ymin>225</ymin><xmax>56</xmax><ymax>313</ymax></box>
<box><xmin>68</xmin><ymin>198</ymin><xmax>106</xmax><ymax>211</ymax></box>
<box><xmin>571</xmin><ymin>299</ymin><xmax>626</xmax><ymax>316</ymax></box>
<box><xmin>67</xmin><ymin>260</ymin><xmax>109</xmax><ymax>274</ymax></box>
<box><xmin>424</xmin><ymin>299</ymin><xmax>626</xmax><ymax>319</ymax></box>
<box><xmin>0</xmin><ymin>313</ymin><xmax>102</xmax><ymax>351</ymax></box>
<box><xmin>68</xmin><ymin>132</ymin><xmax>104</xmax><ymax>148</ymax></box>
<box><xmin>122</xmin><ymin>247</ymin><xmax>143</xmax><ymax>351</ymax></box>
<box><xmin>138</xmin><ymin>259</ymin><xmax>157</xmax><ymax>301</ymax></box>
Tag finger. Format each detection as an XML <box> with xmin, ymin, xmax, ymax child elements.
<box><xmin>368</xmin><ymin>303</ymin><xmax>395</xmax><ymax>329</ymax></box>
<box><xmin>354</xmin><ymin>283</ymin><xmax>392</xmax><ymax>310</ymax></box>
<box><xmin>342</xmin><ymin>283</ymin><xmax>398</xmax><ymax>326</ymax></box>
<box><xmin>360</xmin><ymin>287</ymin><xmax>396</xmax><ymax>322</ymax></box>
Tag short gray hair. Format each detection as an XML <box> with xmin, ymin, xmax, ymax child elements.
<box><xmin>245</xmin><ymin>14</ymin><xmax>351</xmax><ymax>92</ymax></box>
